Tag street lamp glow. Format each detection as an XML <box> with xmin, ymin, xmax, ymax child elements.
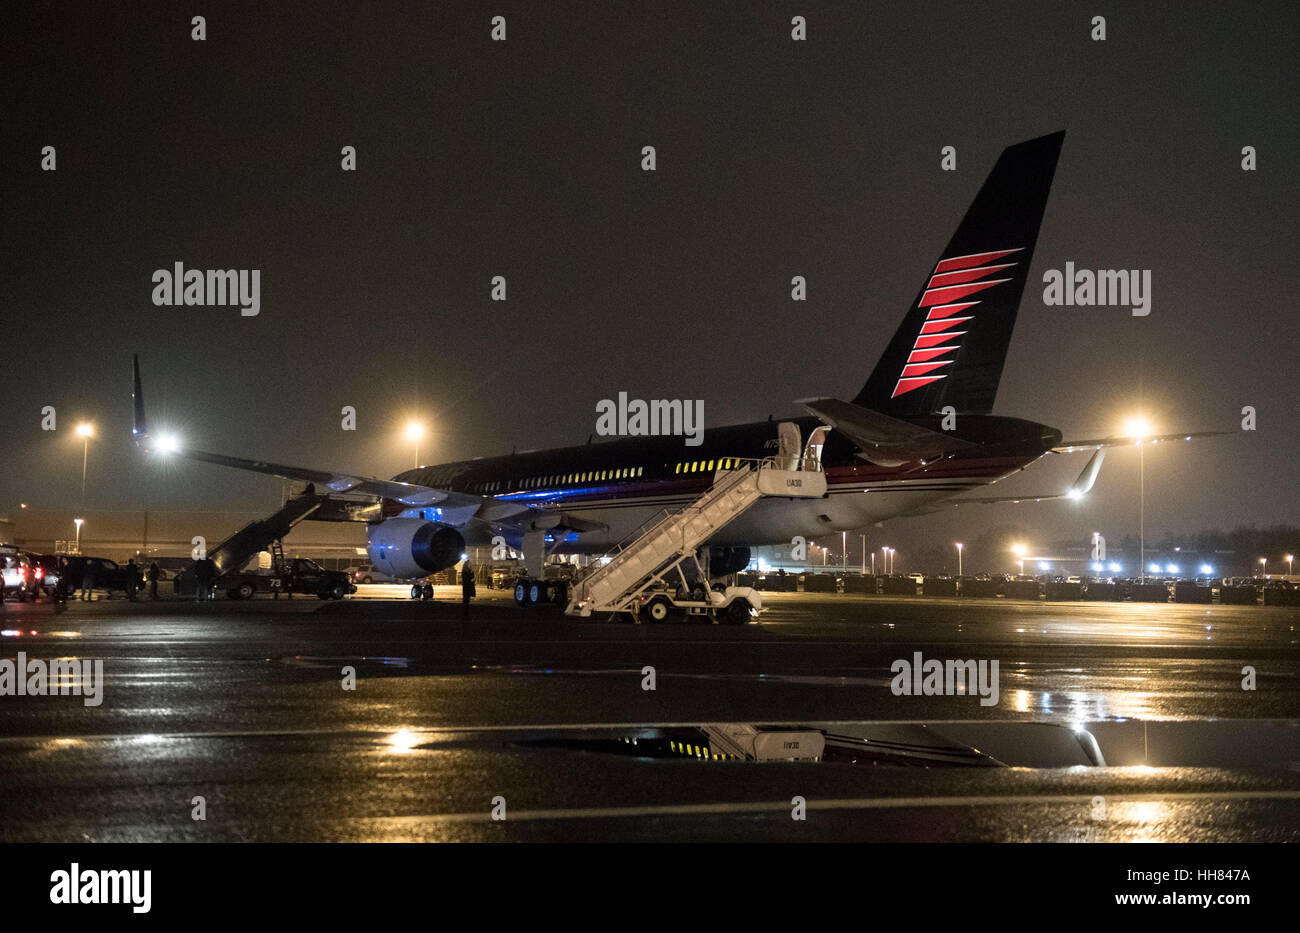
<box><xmin>1123</xmin><ymin>416</ymin><xmax>1154</xmax><ymax>440</ymax></box>
<box><xmin>955</xmin><ymin>542</ymin><xmax>963</xmax><ymax>577</ymax></box>
<box><xmin>75</xmin><ymin>423</ymin><xmax>94</xmax><ymax>438</ymax></box>
<box><xmin>156</xmin><ymin>433</ymin><xmax>181</xmax><ymax>454</ymax></box>
<box><xmin>405</xmin><ymin>420</ymin><xmax>427</xmax><ymax>468</ymax></box>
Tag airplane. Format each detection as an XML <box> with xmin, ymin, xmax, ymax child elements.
<box><xmin>130</xmin><ymin>130</ymin><xmax>1221</xmax><ymax>606</ymax></box>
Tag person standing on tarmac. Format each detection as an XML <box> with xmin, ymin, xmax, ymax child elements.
<box><xmin>147</xmin><ymin>561</ymin><xmax>160</xmax><ymax>600</ymax></box>
<box><xmin>55</xmin><ymin>556</ymin><xmax>71</xmax><ymax>604</ymax></box>
<box><xmin>79</xmin><ymin>560</ymin><xmax>95</xmax><ymax>601</ymax></box>
<box><xmin>125</xmin><ymin>559</ymin><xmax>139</xmax><ymax>600</ymax></box>
<box><xmin>461</xmin><ymin>562</ymin><xmax>476</xmax><ymax>618</ymax></box>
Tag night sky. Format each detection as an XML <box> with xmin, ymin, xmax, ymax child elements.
<box><xmin>3</xmin><ymin>1</ymin><xmax>1297</xmax><ymax>557</ymax></box>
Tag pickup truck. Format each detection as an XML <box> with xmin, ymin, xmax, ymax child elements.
<box><xmin>221</xmin><ymin>557</ymin><xmax>356</xmax><ymax>600</ymax></box>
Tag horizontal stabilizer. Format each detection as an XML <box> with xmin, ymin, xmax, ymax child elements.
<box><xmin>798</xmin><ymin>397</ymin><xmax>977</xmax><ymax>467</ymax></box>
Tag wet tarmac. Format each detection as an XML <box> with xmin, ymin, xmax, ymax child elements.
<box><xmin>0</xmin><ymin>588</ymin><xmax>1296</xmax><ymax>841</ymax></box>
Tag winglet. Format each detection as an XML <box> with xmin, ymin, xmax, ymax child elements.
<box><xmin>132</xmin><ymin>354</ymin><xmax>149</xmax><ymax>442</ymax></box>
<box><xmin>1067</xmin><ymin>448</ymin><xmax>1105</xmax><ymax>499</ymax></box>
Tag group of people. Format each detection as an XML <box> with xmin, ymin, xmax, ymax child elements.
<box><xmin>47</xmin><ymin>557</ymin><xmax>163</xmax><ymax>603</ymax></box>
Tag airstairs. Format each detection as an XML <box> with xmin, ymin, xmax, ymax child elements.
<box><xmin>206</xmin><ymin>492</ymin><xmax>324</xmax><ymax>576</ymax></box>
<box><xmin>564</xmin><ymin>458</ymin><xmax>826</xmax><ymax>619</ymax></box>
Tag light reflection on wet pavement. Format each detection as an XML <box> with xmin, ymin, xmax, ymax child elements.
<box><xmin>0</xmin><ymin>591</ymin><xmax>1295</xmax><ymax>841</ymax></box>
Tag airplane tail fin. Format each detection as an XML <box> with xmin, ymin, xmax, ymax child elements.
<box><xmin>852</xmin><ymin>131</ymin><xmax>1064</xmax><ymax>417</ymax></box>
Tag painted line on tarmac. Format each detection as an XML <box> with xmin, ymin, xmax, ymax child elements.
<box><xmin>2</xmin><ymin>717</ymin><xmax>1295</xmax><ymax>745</ymax></box>
<box><xmin>351</xmin><ymin>790</ymin><xmax>1300</xmax><ymax>825</ymax></box>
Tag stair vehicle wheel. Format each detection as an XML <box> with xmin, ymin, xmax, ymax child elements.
<box><xmin>645</xmin><ymin>596</ymin><xmax>672</xmax><ymax>622</ymax></box>
<box><xmin>527</xmin><ymin>581</ymin><xmax>543</xmax><ymax>605</ymax></box>
<box><xmin>725</xmin><ymin>598</ymin><xmax>751</xmax><ymax>626</ymax></box>
<box><xmin>514</xmin><ymin>582</ymin><xmax>527</xmax><ymax>607</ymax></box>
<box><xmin>690</xmin><ymin>584</ymin><xmax>708</xmax><ymax>602</ymax></box>
<box><xmin>236</xmin><ymin>582</ymin><xmax>256</xmax><ymax>600</ymax></box>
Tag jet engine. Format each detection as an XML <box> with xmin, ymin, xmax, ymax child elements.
<box><xmin>366</xmin><ymin>519</ymin><xmax>465</xmax><ymax>579</ymax></box>
<box><xmin>708</xmin><ymin>545</ymin><xmax>752</xmax><ymax>577</ymax></box>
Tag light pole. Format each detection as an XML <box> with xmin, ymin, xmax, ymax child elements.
<box><xmin>1012</xmin><ymin>543</ymin><xmax>1026</xmax><ymax>577</ymax></box>
<box><xmin>1287</xmin><ymin>554</ymin><xmax>1294</xmax><ymax>576</ymax></box>
<box><xmin>405</xmin><ymin>421</ymin><xmax>425</xmax><ymax>469</ymax></box>
<box><xmin>842</xmin><ymin>532</ymin><xmax>847</xmax><ymax>573</ymax></box>
<box><xmin>73</xmin><ymin>517</ymin><xmax>84</xmax><ymax>554</ymax></box>
<box><xmin>1259</xmin><ymin>557</ymin><xmax>1267</xmax><ymax>579</ymax></box>
<box><xmin>955</xmin><ymin>542</ymin><xmax>963</xmax><ymax>577</ymax></box>
<box><xmin>76</xmin><ymin>423</ymin><xmax>93</xmax><ymax>512</ymax></box>
<box><xmin>860</xmin><ymin>534</ymin><xmax>866</xmax><ymax>575</ymax></box>
<box><xmin>1124</xmin><ymin>417</ymin><xmax>1153</xmax><ymax>581</ymax></box>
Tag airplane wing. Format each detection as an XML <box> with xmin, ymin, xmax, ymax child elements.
<box><xmin>1052</xmin><ymin>431</ymin><xmax>1227</xmax><ymax>452</ymax></box>
<box><xmin>956</xmin><ymin>448</ymin><xmax>1106</xmax><ymax>504</ymax></box>
<box><xmin>130</xmin><ymin>355</ymin><xmax>589</xmax><ymax>532</ymax></box>
<box><xmin>797</xmin><ymin>396</ymin><xmax>979</xmax><ymax>466</ymax></box>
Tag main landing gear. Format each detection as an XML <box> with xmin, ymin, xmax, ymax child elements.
<box><xmin>513</xmin><ymin>578</ymin><xmax>568</xmax><ymax>608</ymax></box>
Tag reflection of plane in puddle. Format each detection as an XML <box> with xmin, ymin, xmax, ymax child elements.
<box><xmin>632</xmin><ymin>721</ymin><xmax>1105</xmax><ymax>766</ymax></box>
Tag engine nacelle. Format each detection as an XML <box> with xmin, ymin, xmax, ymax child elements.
<box><xmin>366</xmin><ymin>519</ymin><xmax>465</xmax><ymax>579</ymax></box>
<box><xmin>708</xmin><ymin>546</ymin><xmax>752</xmax><ymax>577</ymax></box>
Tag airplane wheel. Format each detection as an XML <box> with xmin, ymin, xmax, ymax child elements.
<box><xmin>646</xmin><ymin>597</ymin><xmax>672</xmax><ymax>622</ymax></box>
<box><xmin>514</xmin><ymin>582</ymin><xmax>527</xmax><ymax>607</ymax></box>
<box><xmin>422</xmin><ymin>584</ymin><xmax>434</xmax><ymax>600</ymax></box>
<box><xmin>725</xmin><ymin>599</ymin><xmax>751</xmax><ymax>626</ymax></box>
<box><xmin>411</xmin><ymin>584</ymin><xmax>422</xmax><ymax>600</ymax></box>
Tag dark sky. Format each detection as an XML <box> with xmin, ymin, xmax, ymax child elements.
<box><xmin>3</xmin><ymin>1</ymin><xmax>1297</xmax><ymax>555</ymax></box>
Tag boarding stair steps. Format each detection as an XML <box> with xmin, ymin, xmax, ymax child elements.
<box><xmin>565</xmin><ymin>459</ymin><xmax>825</xmax><ymax>617</ymax></box>
<box><xmin>207</xmin><ymin>492</ymin><xmax>324</xmax><ymax>576</ymax></box>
